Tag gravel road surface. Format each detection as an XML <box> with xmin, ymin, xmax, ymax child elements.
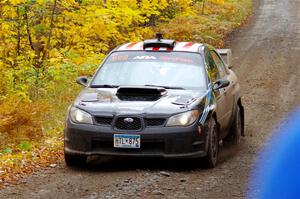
<box><xmin>1</xmin><ymin>0</ymin><xmax>300</xmax><ymax>198</ymax></box>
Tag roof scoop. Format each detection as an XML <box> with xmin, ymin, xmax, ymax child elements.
<box><xmin>116</xmin><ymin>86</ymin><xmax>167</xmax><ymax>96</ymax></box>
<box><xmin>143</xmin><ymin>33</ymin><xmax>176</xmax><ymax>49</ymax></box>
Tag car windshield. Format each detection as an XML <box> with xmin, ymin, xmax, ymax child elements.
<box><xmin>90</xmin><ymin>51</ymin><xmax>207</xmax><ymax>90</ymax></box>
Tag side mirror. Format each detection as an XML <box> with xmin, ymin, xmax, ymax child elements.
<box><xmin>216</xmin><ymin>49</ymin><xmax>233</xmax><ymax>69</ymax></box>
<box><xmin>213</xmin><ymin>79</ymin><xmax>230</xmax><ymax>90</ymax></box>
<box><xmin>76</xmin><ymin>76</ymin><xmax>89</xmax><ymax>87</ymax></box>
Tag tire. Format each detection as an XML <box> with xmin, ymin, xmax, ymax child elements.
<box><xmin>203</xmin><ymin>118</ymin><xmax>219</xmax><ymax>168</ymax></box>
<box><xmin>224</xmin><ymin>105</ymin><xmax>242</xmax><ymax>146</ymax></box>
<box><xmin>65</xmin><ymin>153</ymin><xmax>87</xmax><ymax>167</ymax></box>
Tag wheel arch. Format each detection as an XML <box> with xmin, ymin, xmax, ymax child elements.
<box><xmin>206</xmin><ymin>109</ymin><xmax>221</xmax><ymax>138</ymax></box>
<box><xmin>237</xmin><ymin>98</ymin><xmax>245</xmax><ymax>136</ymax></box>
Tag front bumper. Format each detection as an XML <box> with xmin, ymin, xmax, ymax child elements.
<box><xmin>64</xmin><ymin>119</ymin><xmax>208</xmax><ymax>158</ymax></box>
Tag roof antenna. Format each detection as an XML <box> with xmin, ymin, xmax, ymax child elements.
<box><xmin>156</xmin><ymin>33</ymin><xmax>163</xmax><ymax>41</ymax></box>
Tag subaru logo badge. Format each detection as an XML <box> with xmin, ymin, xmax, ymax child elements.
<box><xmin>124</xmin><ymin>118</ymin><xmax>134</xmax><ymax>123</ymax></box>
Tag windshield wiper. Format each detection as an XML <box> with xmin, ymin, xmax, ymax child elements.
<box><xmin>90</xmin><ymin>84</ymin><xmax>184</xmax><ymax>89</ymax></box>
<box><xmin>144</xmin><ymin>84</ymin><xmax>185</xmax><ymax>90</ymax></box>
<box><xmin>90</xmin><ymin>84</ymin><xmax>119</xmax><ymax>88</ymax></box>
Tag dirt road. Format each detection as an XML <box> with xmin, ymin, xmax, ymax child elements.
<box><xmin>1</xmin><ymin>0</ymin><xmax>300</xmax><ymax>198</ymax></box>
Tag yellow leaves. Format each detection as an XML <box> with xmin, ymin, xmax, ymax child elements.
<box><xmin>0</xmin><ymin>137</ymin><xmax>63</xmax><ymax>187</ymax></box>
<box><xmin>156</xmin><ymin>0</ymin><xmax>252</xmax><ymax>48</ymax></box>
<box><xmin>49</xmin><ymin>49</ymin><xmax>63</xmax><ymax>60</ymax></box>
<box><xmin>1</xmin><ymin>23</ymin><xmax>10</xmax><ymax>31</ymax></box>
<box><xmin>117</xmin><ymin>0</ymin><xmax>138</xmax><ymax>9</ymax></box>
<box><xmin>7</xmin><ymin>0</ymin><xmax>26</xmax><ymax>6</ymax></box>
<box><xmin>211</xmin><ymin>0</ymin><xmax>225</xmax><ymax>5</ymax></box>
<box><xmin>139</xmin><ymin>0</ymin><xmax>167</xmax><ymax>17</ymax></box>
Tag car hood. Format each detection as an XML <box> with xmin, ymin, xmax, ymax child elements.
<box><xmin>74</xmin><ymin>87</ymin><xmax>207</xmax><ymax>116</ymax></box>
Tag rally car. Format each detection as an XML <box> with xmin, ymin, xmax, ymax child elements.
<box><xmin>64</xmin><ymin>35</ymin><xmax>244</xmax><ymax>168</ymax></box>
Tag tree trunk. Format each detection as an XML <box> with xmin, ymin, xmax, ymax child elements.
<box><xmin>16</xmin><ymin>6</ymin><xmax>21</xmax><ymax>56</ymax></box>
<box><xmin>24</xmin><ymin>7</ymin><xmax>35</xmax><ymax>51</ymax></box>
<box><xmin>202</xmin><ymin>0</ymin><xmax>206</xmax><ymax>15</ymax></box>
<box><xmin>42</xmin><ymin>0</ymin><xmax>57</xmax><ymax>61</ymax></box>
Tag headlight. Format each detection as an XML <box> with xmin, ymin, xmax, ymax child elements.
<box><xmin>166</xmin><ymin>110</ymin><xmax>200</xmax><ymax>127</ymax></box>
<box><xmin>69</xmin><ymin>107</ymin><xmax>93</xmax><ymax>124</ymax></box>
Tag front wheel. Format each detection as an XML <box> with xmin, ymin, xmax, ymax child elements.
<box><xmin>203</xmin><ymin>118</ymin><xmax>219</xmax><ymax>168</ymax></box>
<box><xmin>65</xmin><ymin>153</ymin><xmax>87</xmax><ymax>167</ymax></box>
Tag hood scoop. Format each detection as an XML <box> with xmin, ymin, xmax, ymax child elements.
<box><xmin>117</xmin><ymin>86</ymin><xmax>167</xmax><ymax>96</ymax></box>
<box><xmin>116</xmin><ymin>86</ymin><xmax>167</xmax><ymax>101</ymax></box>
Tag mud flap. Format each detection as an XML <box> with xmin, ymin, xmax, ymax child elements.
<box><xmin>240</xmin><ymin>104</ymin><xmax>245</xmax><ymax>136</ymax></box>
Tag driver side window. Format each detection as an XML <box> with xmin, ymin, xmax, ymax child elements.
<box><xmin>205</xmin><ymin>50</ymin><xmax>221</xmax><ymax>82</ymax></box>
<box><xmin>211</xmin><ymin>51</ymin><xmax>226</xmax><ymax>78</ymax></box>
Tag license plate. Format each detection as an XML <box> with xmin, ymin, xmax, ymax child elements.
<box><xmin>114</xmin><ymin>134</ymin><xmax>141</xmax><ymax>148</ymax></box>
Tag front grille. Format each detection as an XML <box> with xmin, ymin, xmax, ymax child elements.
<box><xmin>115</xmin><ymin>117</ymin><xmax>142</xmax><ymax>130</ymax></box>
<box><xmin>94</xmin><ymin>116</ymin><xmax>166</xmax><ymax>128</ymax></box>
<box><xmin>145</xmin><ymin>118</ymin><xmax>166</xmax><ymax>127</ymax></box>
<box><xmin>94</xmin><ymin>116</ymin><xmax>113</xmax><ymax>126</ymax></box>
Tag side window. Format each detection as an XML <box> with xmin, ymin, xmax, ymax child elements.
<box><xmin>211</xmin><ymin>51</ymin><xmax>226</xmax><ymax>78</ymax></box>
<box><xmin>205</xmin><ymin>50</ymin><xmax>221</xmax><ymax>82</ymax></box>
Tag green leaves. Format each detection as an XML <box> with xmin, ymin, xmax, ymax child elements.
<box><xmin>17</xmin><ymin>141</ymin><xmax>31</xmax><ymax>151</ymax></box>
<box><xmin>1</xmin><ymin>141</ymin><xmax>31</xmax><ymax>155</ymax></box>
<box><xmin>2</xmin><ymin>148</ymin><xmax>13</xmax><ymax>154</ymax></box>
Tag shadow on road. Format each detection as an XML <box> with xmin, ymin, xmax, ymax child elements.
<box><xmin>68</xmin><ymin>141</ymin><xmax>243</xmax><ymax>173</ymax></box>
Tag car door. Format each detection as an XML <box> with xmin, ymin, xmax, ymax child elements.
<box><xmin>204</xmin><ymin>49</ymin><xmax>228</xmax><ymax>134</ymax></box>
<box><xmin>211</xmin><ymin>50</ymin><xmax>235</xmax><ymax>131</ymax></box>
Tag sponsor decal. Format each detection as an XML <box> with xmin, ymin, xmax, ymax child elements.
<box><xmin>158</xmin><ymin>55</ymin><xmax>194</xmax><ymax>64</ymax></box>
<box><xmin>199</xmin><ymin>91</ymin><xmax>212</xmax><ymax>125</ymax></box>
<box><xmin>111</xmin><ymin>55</ymin><xmax>129</xmax><ymax>62</ymax></box>
<box><xmin>133</xmin><ymin>56</ymin><xmax>157</xmax><ymax>60</ymax></box>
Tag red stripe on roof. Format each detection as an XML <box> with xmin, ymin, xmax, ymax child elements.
<box><xmin>138</xmin><ymin>42</ymin><xmax>144</xmax><ymax>49</ymax></box>
<box><xmin>126</xmin><ymin>42</ymin><xmax>138</xmax><ymax>49</ymax></box>
<box><xmin>183</xmin><ymin>42</ymin><xmax>195</xmax><ymax>48</ymax></box>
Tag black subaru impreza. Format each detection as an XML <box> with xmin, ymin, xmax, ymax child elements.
<box><xmin>64</xmin><ymin>36</ymin><xmax>244</xmax><ymax>168</ymax></box>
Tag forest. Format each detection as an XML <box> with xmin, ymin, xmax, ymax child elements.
<box><xmin>0</xmin><ymin>0</ymin><xmax>251</xmax><ymax>185</ymax></box>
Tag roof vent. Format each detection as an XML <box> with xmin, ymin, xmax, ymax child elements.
<box><xmin>143</xmin><ymin>33</ymin><xmax>176</xmax><ymax>49</ymax></box>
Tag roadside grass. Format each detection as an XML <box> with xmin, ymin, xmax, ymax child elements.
<box><xmin>0</xmin><ymin>0</ymin><xmax>252</xmax><ymax>188</ymax></box>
